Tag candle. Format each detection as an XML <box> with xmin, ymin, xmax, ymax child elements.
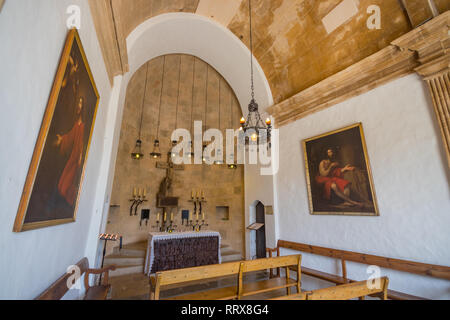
<box><xmin>196</xmin><ymin>191</ymin><xmax>200</xmax><ymax>199</ymax></box>
<box><xmin>143</xmin><ymin>188</ymin><xmax>147</xmax><ymax>197</ymax></box>
<box><xmin>164</xmin><ymin>212</ymin><xmax>167</xmax><ymax>222</ymax></box>
<box><xmin>133</xmin><ymin>187</ymin><xmax>137</xmax><ymax>197</ymax></box>
<box><xmin>171</xmin><ymin>212</ymin><xmax>174</xmax><ymax>222</ymax></box>
<box><xmin>202</xmin><ymin>211</ymin><xmax>205</xmax><ymax>221</ymax></box>
<box><xmin>201</xmin><ymin>190</ymin><xmax>205</xmax><ymax>199</ymax></box>
<box><xmin>189</xmin><ymin>211</ymin><xmax>192</xmax><ymax>221</ymax></box>
<box><xmin>191</xmin><ymin>190</ymin><xmax>194</xmax><ymax>199</ymax></box>
<box><xmin>157</xmin><ymin>213</ymin><xmax>160</xmax><ymax>222</ymax></box>
<box><xmin>196</xmin><ymin>212</ymin><xmax>199</xmax><ymax>221</ymax></box>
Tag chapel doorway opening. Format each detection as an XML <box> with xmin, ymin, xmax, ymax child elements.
<box><xmin>255</xmin><ymin>201</ymin><xmax>266</xmax><ymax>259</ymax></box>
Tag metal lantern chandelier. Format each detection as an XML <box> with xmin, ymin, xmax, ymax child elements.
<box><xmin>240</xmin><ymin>0</ymin><xmax>272</xmax><ymax>147</ymax></box>
<box><xmin>131</xmin><ymin>62</ymin><xmax>149</xmax><ymax>160</ymax></box>
<box><xmin>150</xmin><ymin>56</ymin><xmax>166</xmax><ymax>159</ymax></box>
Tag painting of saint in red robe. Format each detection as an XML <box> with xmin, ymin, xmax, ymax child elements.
<box><xmin>14</xmin><ymin>29</ymin><xmax>99</xmax><ymax>232</ymax></box>
<box><xmin>303</xmin><ymin>124</ymin><xmax>379</xmax><ymax>216</ymax></box>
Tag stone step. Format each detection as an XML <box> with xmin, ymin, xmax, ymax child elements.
<box><xmin>104</xmin><ymin>255</ymin><xmax>145</xmax><ymax>266</ymax></box>
<box><xmin>112</xmin><ymin>241</ymin><xmax>147</xmax><ymax>257</ymax></box>
<box><xmin>110</xmin><ymin>265</ymin><xmax>144</xmax><ymax>278</ymax></box>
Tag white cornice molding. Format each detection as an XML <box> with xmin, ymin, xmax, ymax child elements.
<box><xmin>268</xmin><ymin>11</ymin><xmax>449</xmax><ymax>128</ymax></box>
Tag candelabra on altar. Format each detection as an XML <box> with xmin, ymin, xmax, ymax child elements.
<box><xmin>188</xmin><ymin>191</ymin><xmax>208</xmax><ymax>232</ymax></box>
<box><xmin>152</xmin><ymin>211</ymin><xmax>177</xmax><ymax>233</ymax></box>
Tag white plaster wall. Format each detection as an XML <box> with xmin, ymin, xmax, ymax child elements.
<box><xmin>0</xmin><ymin>0</ymin><xmax>112</xmax><ymax>299</ymax></box>
<box><xmin>275</xmin><ymin>73</ymin><xmax>450</xmax><ymax>299</ymax></box>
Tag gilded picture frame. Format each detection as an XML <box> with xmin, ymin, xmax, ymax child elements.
<box><xmin>302</xmin><ymin>123</ymin><xmax>379</xmax><ymax>216</ymax></box>
<box><xmin>13</xmin><ymin>29</ymin><xmax>100</xmax><ymax>232</ymax></box>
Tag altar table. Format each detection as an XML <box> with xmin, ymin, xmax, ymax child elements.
<box><xmin>144</xmin><ymin>231</ymin><xmax>222</xmax><ymax>275</ymax></box>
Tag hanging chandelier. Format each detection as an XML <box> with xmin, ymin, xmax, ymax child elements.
<box><xmin>186</xmin><ymin>57</ymin><xmax>196</xmax><ymax>159</ymax></box>
<box><xmin>240</xmin><ymin>0</ymin><xmax>272</xmax><ymax>147</ymax></box>
<box><xmin>203</xmin><ymin>65</ymin><xmax>210</xmax><ymax>164</ymax></box>
<box><xmin>171</xmin><ymin>56</ymin><xmax>182</xmax><ymax>159</ymax></box>
<box><xmin>150</xmin><ymin>56</ymin><xmax>166</xmax><ymax>159</ymax></box>
<box><xmin>228</xmin><ymin>84</ymin><xmax>237</xmax><ymax>169</ymax></box>
<box><xmin>131</xmin><ymin>62</ymin><xmax>150</xmax><ymax>160</ymax></box>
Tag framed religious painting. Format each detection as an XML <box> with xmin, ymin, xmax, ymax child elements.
<box><xmin>302</xmin><ymin>123</ymin><xmax>379</xmax><ymax>216</ymax></box>
<box><xmin>13</xmin><ymin>29</ymin><xmax>99</xmax><ymax>232</ymax></box>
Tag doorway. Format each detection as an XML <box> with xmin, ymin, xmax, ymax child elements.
<box><xmin>255</xmin><ymin>201</ymin><xmax>266</xmax><ymax>259</ymax></box>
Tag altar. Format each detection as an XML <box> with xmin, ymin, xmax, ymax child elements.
<box><xmin>144</xmin><ymin>231</ymin><xmax>222</xmax><ymax>275</ymax></box>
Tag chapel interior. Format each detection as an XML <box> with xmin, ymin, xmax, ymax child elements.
<box><xmin>0</xmin><ymin>0</ymin><xmax>449</xmax><ymax>301</ymax></box>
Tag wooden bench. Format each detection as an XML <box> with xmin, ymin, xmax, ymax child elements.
<box><xmin>238</xmin><ymin>255</ymin><xmax>301</xmax><ymax>299</ymax></box>
<box><xmin>150</xmin><ymin>261</ymin><xmax>242</xmax><ymax>300</ymax></box>
<box><xmin>306</xmin><ymin>277</ymin><xmax>389</xmax><ymax>300</ymax></box>
<box><xmin>36</xmin><ymin>258</ymin><xmax>116</xmax><ymax>300</ymax></box>
<box><xmin>149</xmin><ymin>254</ymin><xmax>302</xmax><ymax>300</ymax></box>
<box><xmin>267</xmin><ymin>240</ymin><xmax>450</xmax><ymax>300</ymax></box>
<box><xmin>270</xmin><ymin>277</ymin><xmax>389</xmax><ymax>300</ymax></box>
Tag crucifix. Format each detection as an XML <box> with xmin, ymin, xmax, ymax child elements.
<box><xmin>156</xmin><ymin>152</ymin><xmax>184</xmax><ymax>209</ymax></box>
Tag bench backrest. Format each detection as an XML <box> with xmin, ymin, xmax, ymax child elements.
<box><xmin>36</xmin><ymin>258</ymin><xmax>89</xmax><ymax>300</ymax></box>
<box><xmin>306</xmin><ymin>277</ymin><xmax>389</xmax><ymax>300</ymax></box>
<box><xmin>156</xmin><ymin>261</ymin><xmax>242</xmax><ymax>286</ymax></box>
<box><xmin>240</xmin><ymin>255</ymin><xmax>301</xmax><ymax>273</ymax></box>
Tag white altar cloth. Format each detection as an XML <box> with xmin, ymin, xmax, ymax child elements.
<box><xmin>144</xmin><ymin>231</ymin><xmax>222</xmax><ymax>275</ymax></box>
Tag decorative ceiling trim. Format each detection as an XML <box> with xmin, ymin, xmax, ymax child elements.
<box><xmin>88</xmin><ymin>0</ymin><xmax>128</xmax><ymax>85</ymax></box>
<box><xmin>268</xmin><ymin>11</ymin><xmax>450</xmax><ymax>128</ymax></box>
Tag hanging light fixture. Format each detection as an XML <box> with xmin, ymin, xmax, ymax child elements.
<box><xmin>240</xmin><ymin>0</ymin><xmax>272</xmax><ymax>147</ymax></box>
<box><xmin>131</xmin><ymin>62</ymin><xmax>150</xmax><ymax>160</ymax></box>
<box><xmin>228</xmin><ymin>86</ymin><xmax>238</xmax><ymax>169</ymax></box>
<box><xmin>203</xmin><ymin>65</ymin><xmax>210</xmax><ymax>164</ymax></box>
<box><xmin>186</xmin><ymin>57</ymin><xmax>196</xmax><ymax>159</ymax></box>
<box><xmin>215</xmin><ymin>77</ymin><xmax>224</xmax><ymax>165</ymax></box>
<box><xmin>171</xmin><ymin>56</ymin><xmax>182</xmax><ymax>159</ymax></box>
<box><xmin>150</xmin><ymin>56</ymin><xmax>166</xmax><ymax>159</ymax></box>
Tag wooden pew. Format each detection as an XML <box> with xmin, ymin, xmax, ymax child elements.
<box><xmin>149</xmin><ymin>261</ymin><xmax>242</xmax><ymax>300</ymax></box>
<box><xmin>149</xmin><ymin>254</ymin><xmax>302</xmax><ymax>300</ymax></box>
<box><xmin>267</xmin><ymin>240</ymin><xmax>450</xmax><ymax>300</ymax></box>
<box><xmin>306</xmin><ymin>277</ymin><xmax>389</xmax><ymax>300</ymax></box>
<box><xmin>238</xmin><ymin>255</ymin><xmax>301</xmax><ymax>299</ymax></box>
<box><xmin>270</xmin><ymin>277</ymin><xmax>389</xmax><ymax>300</ymax></box>
<box><xmin>36</xmin><ymin>258</ymin><xmax>116</xmax><ymax>300</ymax></box>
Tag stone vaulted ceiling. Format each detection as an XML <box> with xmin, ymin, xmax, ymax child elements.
<box><xmin>89</xmin><ymin>0</ymin><xmax>449</xmax><ymax>105</ymax></box>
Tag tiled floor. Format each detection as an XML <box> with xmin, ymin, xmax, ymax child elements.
<box><xmin>109</xmin><ymin>271</ymin><xmax>293</xmax><ymax>300</ymax></box>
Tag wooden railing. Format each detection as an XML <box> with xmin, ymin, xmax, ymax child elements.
<box><xmin>268</xmin><ymin>240</ymin><xmax>450</xmax><ymax>300</ymax></box>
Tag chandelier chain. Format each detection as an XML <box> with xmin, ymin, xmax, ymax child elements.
<box><xmin>156</xmin><ymin>56</ymin><xmax>166</xmax><ymax>140</ymax></box>
<box><xmin>175</xmin><ymin>55</ymin><xmax>182</xmax><ymax>132</ymax></box>
<box><xmin>249</xmin><ymin>0</ymin><xmax>255</xmax><ymax>101</ymax></box>
<box><xmin>190</xmin><ymin>57</ymin><xmax>196</xmax><ymax>136</ymax></box>
<box><xmin>138</xmin><ymin>62</ymin><xmax>149</xmax><ymax>140</ymax></box>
